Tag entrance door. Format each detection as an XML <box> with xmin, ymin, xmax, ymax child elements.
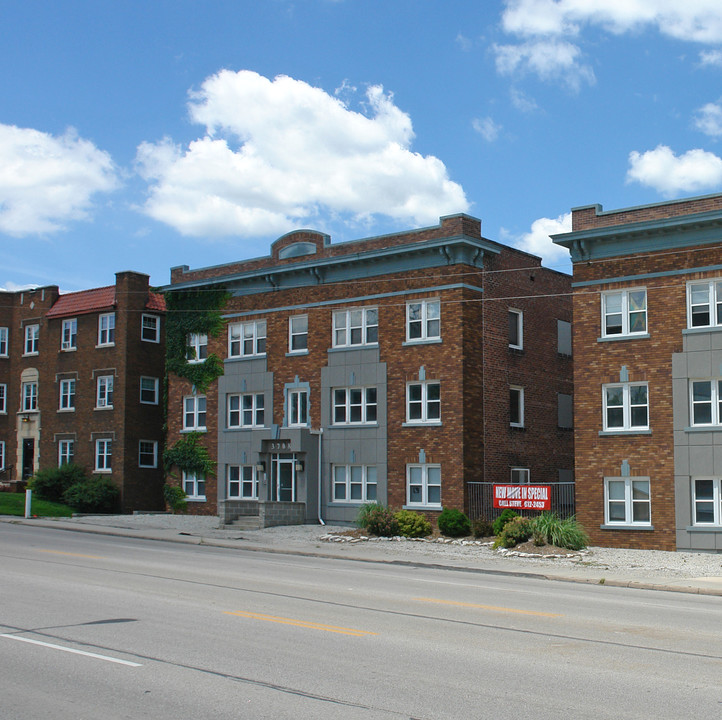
<box><xmin>271</xmin><ymin>454</ymin><xmax>296</xmax><ymax>502</ymax></box>
<box><xmin>22</xmin><ymin>438</ymin><xmax>35</xmax><ymax>480</ymax></box>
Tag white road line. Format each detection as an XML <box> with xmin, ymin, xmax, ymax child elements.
<box><xmin>0</xmin><ymin>634</ymin><xmax>142</xmax><ymax>667</ymax></box>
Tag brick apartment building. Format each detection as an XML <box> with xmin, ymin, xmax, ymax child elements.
<box><xmin>164</xmin><ymin>214</ymin><xmax>574</xmax><ymax>527</ymax></box>
<box><xmin>553</xmin><ymin>193</ymin><xmax>722</xmax><ymax>552</ymax></box>
<box><xmin>0</xmin><ymin>271</ymin><xmax>166</xmax><ymax>511</ymax></box>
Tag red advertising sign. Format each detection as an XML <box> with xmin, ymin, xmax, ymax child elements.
<box><xmin>493</xmin><ymin>484</ymin><xmax>551</xmax><ymax>511</ymax></box>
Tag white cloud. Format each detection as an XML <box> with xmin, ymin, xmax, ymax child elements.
<box><xmin>0</xmin><ymin>281</ymin><xmax>39</xmax><ymax>292</ymax></box>
<box><xmin>509</xmin><ymin>212</ymin><xmax>573</xmax><ymax>267</ymax></box>
<box><xmin>694</xmin><ymin>101</ymin><xmax>722</xmax><ymax>136</ymax></box>
<box><xmin>136</xmin><ymin>70</ymin><xmax>468</xmax><ymax>238</ymax></box>
<box><xmin>472</xmin><ymin>116</ymin><xmax>502</xmax><ymax>142</ymax></box>
<box><xmin>699</xmin><ymin>49</ymin><xmax>722</xmax><ymax>67</ymax></box>
<box><xmin>627</xmin><ymin>144</ymin><xmax>722</xmax><ymax>195</ymax></box>
<box><xmin>510</xmin><ymin>87</ymin><xmax>539</xmax><ymax>112</ymax></box>
<box><xmin>0</xmin><ymin>125</ymin><xmax>118</xmax><ymax>237</ymax></box>
<box><xmin>456</xmin><ymin>33</ymin><xmax>473</xmax><ymax>51</ymax></box>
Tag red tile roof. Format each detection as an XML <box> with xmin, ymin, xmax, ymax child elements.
<box><xmin>146</xmin><ymin>292</ymin><xmax>166</xmax><ymax>312</ymax></box>
<box><xmin>46</xmin><ymin>287</ymin><xmax>165</xmax><ymax>318</ymax></box>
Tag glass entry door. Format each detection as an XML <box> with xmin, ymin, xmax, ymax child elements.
<box><xmin>270</xmin><ymin>454</ymin><xmax>296</xmax><ymax>502</ymax></box>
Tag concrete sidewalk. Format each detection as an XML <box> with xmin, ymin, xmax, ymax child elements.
<box><xmin>3</xmin><ymin>514</ymin><xmax>722</xmax><ymax>597</ymax></box>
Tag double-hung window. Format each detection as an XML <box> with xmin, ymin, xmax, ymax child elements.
<box><xmin>287</xmin><ymin>388</ymin><xmax>308</xmax><ymax>427</ymax></box>
<box><xmin>141</xmin><ymin>314</ymin><xmax>160</xmax><ymax>342</ymax></box>
<box><xmin>603</xmin><ymin>382</ymin><xmax>648</xmax><ymax>431</ymax></box>
<box><xmin>406</xmin><ymin>381</ymin><xmax>440</xmax><ymax>423</ymax></box>
<box><xmin>690</xmin><ymin>380</ymin><xmax>722</xmax><ymax>426</ymax></box>
<box><xmin>229</xmin><ymin>320</ymin><xmax>266</xmax><ymax>358</ymax></box>
<box><xmin>511</xmin><ymin>468</ymin><xmax>530</xmax><ymax>483</ymax></box>
<box><xmin>58</xmin><ymin>439</ymin><xmax>74</xmax><ymax>466</ymax></box>
<box><xmin>508</xmin><ymin>309</ymin><xmax>523</xmax><ymax>349</ymax></box>
<box><xmin>139</xmin><ymin>440</ymin><xmax>158</xmax><ymax>468</ymax></box>
<box><xmin>604</xmin><ymin>477</ymin><xmax>651</xmax><ymax>526</ymax></box>
<box><xmin>333</xmin><ymin>465</ymin><xmax>377</xmax><ymax>503</ymax></box>
<box><xmin>98</xmin><ymin>313</ymin><xmax>115</xmax><ymax>346</ymax></box>
<box><xmin>510</xmin><ymin>386</ymin><xmax>524</xmax><ymax>427</ymax></box>
<box><xmin>601</xmin><ymin>289</ymin><xmax>647</xmax><ymax>337</ymax></box>
<box><xmin>692</xmin><ymin>478</ymin><xmax>722</xmax><ymax>525</ymax></box>
<box><xmin>61</xmin><ymin>319</ymin><xmax>77</xmax><ymax>350</ymax></box>
<box><xmin>687</xmin><ymin>280</ymin><xmax>722</xmax><ymax>328</ymax></box>
<box><xmin>23</xmin><ymin>382</ymin><xmax>37</xmax><ymax>412</ymax></box>
<box><xmin>0</xmin><ymin>327</ymin><xmax>7</xmax><ymax>356</ymax></box>
<box><xmin>59</xmin><ymin>379</ymin><xmax>75</xmax><ymax>410</ymax></box>
<box><xmin>289</xmin><ymin>315</ymin><xmax>308</xmax><ymax>353</ymax></box>
<box><xmin>187</xmin><ymin>333</ymin><xmax>208</xmax><ymax>363</ymax></box>
<box><xmin>183</xmin><ymin>470</ymin><xmax>205</xmax><ymax>500</ymax></box>
<box><xmin>333</xmin><ymin>308</ymin><xmax>378</xmax><ymax>347</ymax></box>
<box><xmin>332</xmin><ymin>387</ymin><xmax>377</xmax><ymax>425</ymax></box>
<box><xmin>96</xmin><ymin>376</ymin><xmax>114</xmax><ymax>409</ymax></box>
<box><xmin>227</xmin><ymin>465</ymin><xmax>258</xmax><ymax>499</ymax></box>
<box><xmin>95</xmin><ymin>439</ymin><xmax>112</xmax><ymax>472</ymax></box>
<box><xmin>0</xmin><ymin>441</ymin><xmax>5</xmax><ymax>470</ymax></box>
<box><xmin>24</xmin><ymin>324</ymin><xmax>39</xmax><ymax>355</ymax></box>
<box><xmin>0</xmin><ymin>384</ymin><xmax>6</xmax><ymax>413</ymax></box>
<box><xmin>227</xmin><ymin>393</ymin><xmax>264</xmax><ymax>428</ymax></box>
<box><xmin>184</xmin><ymin>395</ymin><xmax>207</xmax><ymax>430</ymax></box>
<box><xmin>140</xmin><ymin>376</ymin><xmax>159</xmax><ymax>405</ymax></box>
<box><xmin>407</xmin><ymin>300</ymin><xmax>440</xmax><ymax>342</ymax></box>
<box><xmin>407</xmin><ymin>464</ymin><xmax>441</xmax><ymax>508</ymax></box>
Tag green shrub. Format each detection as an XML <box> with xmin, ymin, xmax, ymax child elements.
<box><xmin>357</xmin><ymin>503</ymin><xmax>399</xmax><ymax>537</ymax></box>
<box><xmin>471</xmin><ymin>517</ymin><xmax>494</xmax><ymax>538</ymax></box>
<box><xmin>63</xmin><ymin>476</ymin><xmax>119</xmax><ymax>514</ymax></box>
<box><xmin>29</xmin><ymin>464</ymin><xmax>87</xmax><ymax>503</ymax></box>
<box><xmin>493</xmin><ymin>516</ymin><xmax>534</xmax><ymax>548</ymax></box>
<box><xmin>357</xmin><ymin>502</ymin><xmax>382</xmax><ymax>529</ymax></box>
<box><xmin>437</xmin><ymin>508</ymin><xmax>471</xmax><ymax>537</ymax></box>
<box><xmin>395</xmin><ymin>510</ymin><xmax>432</xmax><ymax>538</ymax></box>
<box><xmin>532</xmin><ymin>512</ymin><xmax>589</xmax><ymax>550</ymax></box>
<box><xmin>163</xmin><ymin>484</ymin><xmax>188</xmax><ymax>513</ymax></box>
<box><xmin>492</xmin><ymin>508</ymin><xmax>519</xmax><ymax>536</ymax></box>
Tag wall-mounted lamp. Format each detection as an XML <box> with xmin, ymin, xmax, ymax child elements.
<box><xmin>255</xmin><ymin>461</ymin><xmax>266</xmax><ymax>473</ymax></box>
<box><xmin>295</xmin><ymin>460</ymin><xmax>304</xmax><ymax>473</ymax></box>
<box><xmin>20</xmin><ymin>415</ymin><xmax>30</xmax><ymax>424</ymax></box>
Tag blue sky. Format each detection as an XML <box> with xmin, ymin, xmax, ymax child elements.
<box><xmin>3</xmin><ymin>0</ymin><xmax>722</xmax><ymax>292</ymax></box>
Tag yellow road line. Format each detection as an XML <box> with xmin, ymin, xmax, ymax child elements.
<box><xmin>224</xmin><ymin>610</ymin><xmax>377</xmax><ymax>637</ymax></box>
<box><xmin>37</xmin><ymin>549</ymin><xmax>105</xmax><ymax>560</ymax></box>
<box><xmin>415</xmin><ymin>598</ymin><xmax>562</xmax><ymax>618</ymax></box>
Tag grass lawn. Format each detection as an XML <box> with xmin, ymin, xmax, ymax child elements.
<box><xmin>0</xmin><ymin>492</ymin><xmax>74</xmax><ymax>517</ymax></box>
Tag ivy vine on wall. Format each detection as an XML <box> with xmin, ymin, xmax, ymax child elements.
<box><xmin>163</xmin><ymin>432</ymin><xmax>216</xmax><ymax>477</ymax></box>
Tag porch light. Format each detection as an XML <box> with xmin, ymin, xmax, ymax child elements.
<box><xmin>295</xmin><ymin>460</ymin><xmax>304</xmax><ymax>473</ymax></box>
<box><xmin>255</xmin><ymin>461</ymin><xmax>266</xmax><ymax>473</ymax></box>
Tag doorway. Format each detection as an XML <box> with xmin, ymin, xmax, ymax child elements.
<box><xmin>270</xmin><ymin>454</ymin><xmax>296</xmax><ymax>502</ymax></box>
<box><xmin>22</xmin><ymin>438</ymin><xmax>35</xmax><ymax>480</ymax></box>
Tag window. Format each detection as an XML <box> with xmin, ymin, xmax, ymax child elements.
<box><xmin>183</xmin><ymin>395</ymin><xmax>207</xmax><ymax>430</ymax></box>
<box><xmin>407</xmin><ymin>299</ymin><xmax>440</xmax><ymax>342</ymax></box>
<box><xmin>227</xmin><ymin>393</ymin><xmax>264</xmax><ymax>428</ymax></box>
<box><xmin>0</xmin><ymin>441</ymin><xmax>4</xmax><ymax>470</ymax></box>
<box><xmin>58</xmin><ymin>439</ymin><xmax>74</xmax><ymax>466</ymax></box>
<box><xmin>228</xmin><ymin>465</ymin><xmax>258</xmax><ymax>499</ymax></box>
<box><xmin>603</xmin><ymin>383</ymin><xmax>648</xmax><ymax>431</ymax></box>
<box><xmin>183</xmin><ymin>470</ymin><xmax>205</xmax><ymax>500</ymax></box>
<box><xmin>557</xmin><ymin>319</ymin><xmax>572</xmax><ymax>356</ymax></box>
<box><xmin>692</xmin><ymin>478</ymin><xmax>722</xmax><ymax>525</ymax></box>
<box><xmin>140</xmin><ymin>376</ymin><xmax>159</xmax><ymax>405</ymax></box>
<box><xmin>61</xmin><ymin>319</ymin><xmax>77</xmax><ymax>350</ymax></box>
<box><xmin>332</xmin><ymin>387</ymin><xmax>377</xmax><ymax>425</ymax></box>
<box><xmin>98</xmin><ymin>313</ymin><xmax>115</xmax><ymax>346</ymax></box>
<box><xmin>510</xmin><ymin>386</ymin><xmax>524</xmax><ymax>427</ymax></box>
<box><xmin>0</xmin><ymin>327</ymin><xmax>7</xmax><ymax>356</ymax></box>
<box><xmin>141</xmin><ymin>314</ymin><xmax>160</xmax><ymax>343</ymax></box>
<box><xmin>333</xmin><ymin>465</ymin><xmax>377</xmax><ymax>503</ymax></box>
<box><xmin>407</xmin><ymin>464</ymin><xmax>441</xmax><ymax>507</ymax></box>
<box><xmin>508</xmin><ymin>309</ymin><xmax>523</xmax><ymax>349</ymax></box>
<box><xmin>287</xmin><ymin>388</ymin><xmax>308</xmax><ymax>427</ymax></box>
<box><xmin>289</xmin><ymin>315</ymin><xmax>308</xmax><ymax>353</ymax></box>
<box><xmin>139</xmin><ymin>440</ymin><xmax>158</xmax><ymax>468</ymax></box>
<box><xmin>558</xmin><ymin>393</ymin><xmax>573</xmax><ymax>429</ymax></box>
<box><xmin>406</xmin><ymin>381</ymin><xmax>441</xmax><ymax>423</ymax></box>
<box><xmin>96</xmin><ymin>375</ymin><xmax>114</xmax><ymax>409</ymax></box>
<box><xmin>511</xmin><ymin>468</ymin><xmax>530</xmax><ymax>483</ymax></box>
<box><xmin>22</xmin><ymin>382</ymin><xmax>37</xmax><ymax>412</ymax></box>
<box><xmin>605</xmin><ymin>477</ymin><xmax>651</xmax><ymax>526</ymax></box>
<box><xmin>95</xmin><ymin>439</ymin><xmax>112</xmax><ymax>472</ymax></box>
<box><xmin>601</xmin><ymin>289</ymin><xmax>647</xmax><ymax>337</ymax></box>
<box><xmin>690</xmin><ymin>380</ymin><xmax>722</xmax><ymax>426</ymax></box>
<box><xmin>59</xmin><ymin>379</ymin><xmax>75</xmax><ymax>410</ymax></box>
<box><xmin>187</xmin><ymin>333</ymin><xmax>208</xmax><ymax>363</ymax></box>
<box><xmin>0</xmin><ymin>384</ymin><xmax>6</xmax><ymax>413</ymax></box>
<box><xmin>229</xmin><ymin>320</ymin><xmax>266</xmax><ymax>358</ymax></box>
<box><xmin>333</xmin><ymin>307</ymin><xmax>378</xmax><ymax>347</ymax></box>
<box><xmin>24</xmin><ymin>324</ymin><xmax>39</xmax><ymax>355</ymax></box>
<box><xmin>687</xmin><ymin>280</ymin><xmax>722</xmax><ymax>328</ymax></box>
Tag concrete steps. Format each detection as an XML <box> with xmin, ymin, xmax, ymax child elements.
<box><xmin>225</xmin><ymin>516</ymin><xmax>262</xmax><ymax>531</ymax></box>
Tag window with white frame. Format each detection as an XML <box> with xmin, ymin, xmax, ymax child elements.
<box><xmin>183</xmin><ymin>470</ymin><xmax>205</xmax><ymax>500</ymax></box>
<box><xmin>138</xmin><ymin>440</ymin><xmax>158</xmax><ymax>468</ymax></box>
<box><xmin>0</xmin><ymin>326</ymin><xmax>7</xmax><ymax>356</ymax></box>
<box><xmin>187</xmin><ymin>333</ymin><xmax>208</xmax><ymax>363</ymax></box>
<box><xmin>183</xmin><ymin>395</ymin><xmax>207</xmax><ymax>430</ymax></box>
<box><xmin>141</xmin><ymin>314</ymin><xmax>160</xmax><ymax>343</ymax></box>
<box><xmin>603</xmin><ymin>382</ymin><xmax>648</xmax><ymax>431</ymax></box>
<box><xmin>24</xmin><ymin>324</ymin><xmax>39</xmax><ymax>355</ymax></box>
<box><xmin>227</xmin><ymin>393</ymin><xmax>265</xmax><ymax>428</ymax></box>
<box><xmin>61</xmin><ymin>318</ymin><xmax>77</xmax><ymax>350</ymax></box>
<box><xmin>511</xmin><ymin>467</ymin><xmax>530</xmax><ymax>483</ymax></box>
<box><xmin>0</xmin><ymin>441</ymin><xmax>4</xmax><ymax>470</ymax></box>
<box><xmin>690</xmin><ymin>380</ymin><xmax>722</xmax><ymax>426</ymax></box>
<box><xmin>332</xmin><ymin>387</ymin><xmax>377</xmax><ymax>425</ymax></box>
<box><xmin>229</xmin><ymin>320</ymin><xmax>266</xmax><ymax>358</ymax></box>
<box><xmin>98</xmin><ymin>313</ymin><xmax>115</xmax><ymax>346</ymax></box>
<box><xmin>406</xmin><ymin>381</ymin><xmax>440</xmax><ymax>423</ymax></box>
<box><xmin>407</xmin><ymin>464</ymin><xmax>441</xmax><ymax>507</ymax></box>
<box><xmin>140</xmin><ymin>376</ymin><xmax>159</xmax><ymax>405</ymax></box>
<box><xmin>601</xmin><ymin>289</ymin><xmax>647</xmax><ymax>337</ymax></box>
<box><xmin>95</xmin><ymin>439</ymin><xmax>112</xmax><ymax>472</ymax></box>
<box><xmin>510</xmin><ymin>386</ymin><xmax>524</xmax><ymax>427</ymax></box>
<box><xmin>687</xmin><ymin>280</ymin><xmax>722</xmax><ymax>328</ymax></box>
<box><xmin>333</xmin><ymin>465</ymin><xmax>377</xmax><ymax>503</ymax></box>
<box><xmin>287</xmin><ymin>388</ymin><xmax>308</xmax><ymax>427</ymax></box>
<box><xmin>227</xmin><ymin>465</ymin><xmax>258</xmax><ymax>499</ymax></box>
<box><xmin>692</xmin><ymin>478</ymin><xmax>722</xmax><ymax>525</ymax></box>
<box><xmin>289</xmin><ymin>315</ymin><xmax>308</xmax><ymax>353</ymax></box>
<box><xmin>22</xmin><ymin>382</ymin><xmax>37</xmax><ymax>412</ymax></box>
<box><xmin>59</xmin><ymin>379</ymin><xmax>75</xmax><ymax>410</ymax></box>
<box><xmin>58</xmin><ymin>439</ymin><xmax>74</xmax><ymax>466</ymax></box>
<box><xmin>96</xmin><ymin>375</ymin><xmax>114</xmax><ymax>409</ymax></box>
<box><xmin>604</xmin><ymin>477</ymin><xmax>651</xmax><ymax>526</ymax></box>
<box><xmin>508</xmin><ymin>309</ymin><xmax>523</xmax><ymax>349</ymax></box>
<box><xmin>0</xmin><ymin>383</ymin><xmax>6</xmax><ymax>413</ymax></box>
<box><xmin>407</xmin><ymin>299</ymin><xmax>440</xmax><ymax>342</ymax></box>
<box><xmin>333</xmin><ymin>307</ymin><xmax>378</xmax><ymax>347</ymax></box>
